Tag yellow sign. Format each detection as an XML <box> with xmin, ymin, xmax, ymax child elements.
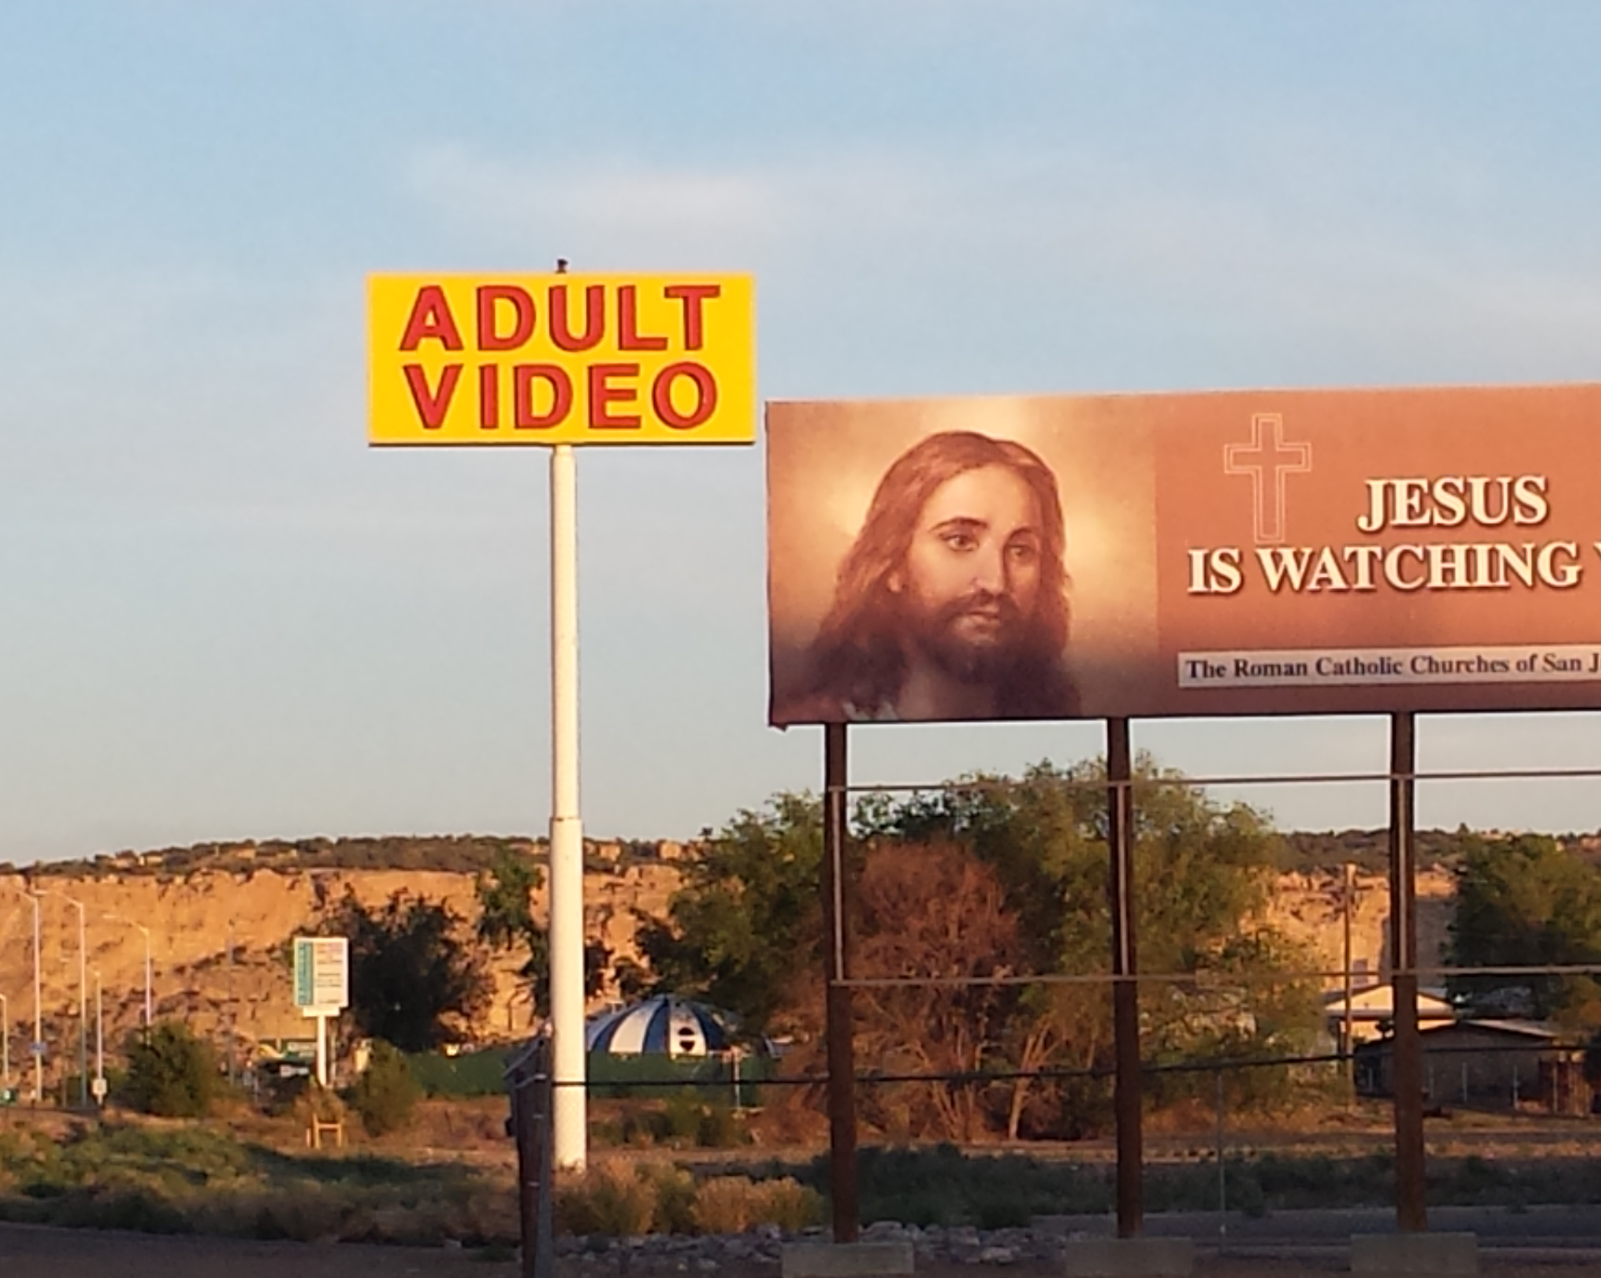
<box><xmin>368</xmin><ymin>274</ymin><xmax>755</xmax><ymax>446</ymax></box>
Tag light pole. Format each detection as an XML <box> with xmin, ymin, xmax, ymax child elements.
<box><xmin>225</xmin><ymin>922</ymin><xmax>236</xmax><ymax>1088</ymax></box>
<box><xmin>93</xmin><ymin>969</ymin><xmax>104</xmax><ymax>1106</ymax></box>
<box><xmin>0</xmin><ymin>991</ymin><xmax>9</xmax><ymax>1091</ymax></box>
<box><xmin>104</xmin><ymin>915</ymin><xmax>154</xmax><ymax>1030</ymax></box>
<box><xmin>27</xmin><ymin>892</ymin><xmax>42</xmax><ymax>1104</ymax></box>
<box><xmin>52</xmin><ymin>894</ymin><xmax>88</xmax><ymax>1107</ymax></box>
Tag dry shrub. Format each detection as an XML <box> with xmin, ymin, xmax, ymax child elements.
<box><xmin>369</xmin><ymin>1197</ymin><xmax>459</xmax><ymax>1245</ymax></box>
<box><xmin>455</xmin><ymin>1180</ymin><xmax>520</xmax><ymax>1241</ymax></box>
<box><xmin>756</xmin><ymin>1177</ymin><xmax>825</xmax><ymax>1232</ymax></box>
<box><xmin>241</xmin><ymin>1186</ymin><xmax>349</xmax><ymax>1242</ymax></box>
<box><xmin>557</xmin><ymin>1164</ymin><xmax>818</xmax><ymax>1237</ymax></box>
<box><xmin>557</xmin><ymin>1162</ymin><xmax>659</xmax><ymax>1237</ymax></box>
<box><xmin>692</xmin><ymin>1176</ymin><xmax>823</xmax><ymax>1234</ymax></box>
<box><xmin>290</xmin><ymin>1084</ymin><xmax>347</xmax><ymax>1129</ymax></box>
<box><xmin>692</xmin><ymin>1176</ymin><xmax>762</xmax><ymax>1234</ymax></box>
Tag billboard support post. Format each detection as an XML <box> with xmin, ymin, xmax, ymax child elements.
<box><xmin>549</xmin><ymin>440</ymin><xmax>587</xmax><ymax>1172</ymax></box>
<box><xmin>315</xmin><ymin>1011</ymin><xmax>329</xmax><ymax>1088</ymax></box>
<box><xmin>1343</xmin><ymin>862</ymin><xmax>1356</xmax><ymax>1096</ymax></box>
<box><xmin>1389</xmin><ymin>711</ymin><xmax>1427</xmax><ymax>1231</ymax></box>
<box><xmin>822</xmin><ymin>723</ymin><xmax>859</xmax><ymax>1241</ymax></box>
<box><xmin>1107</xmin><ymin>717</ymin><xmax>1143</xmax><ymax>1237</ymax></box>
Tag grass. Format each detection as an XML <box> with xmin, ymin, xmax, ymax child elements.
<box><xmin>0</xmin><ymin>1118</ymin><xmax>819</xmax><ymax>1243</ymax></box>
<box><xmin>0</xmin><ymin>1120</ymin><xmax>515</xmax><ymax>1245</ymax></box>
<box><xmin>781</xmin><ymin>1144</ymin><xmax>1601</xmax><ymax>1228</ymax></box>
<box><xmin>828</xmin><ymin>1144</ymin><xmax>1110</xmax><ymax>1227</ymax></box>
<box><xmin>9</xmin><ymin>1119</ymin><xmax>1601</xmax><ymax>1244</ymax></box>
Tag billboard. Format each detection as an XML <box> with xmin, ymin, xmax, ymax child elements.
<box><xmin>768</xmin><ymin>385</ymin><xmax>1601</xmax><ymax>724</ymax></box>
<box><xmin>368</xmin><ymin>274</ymin><xmax>755</xmax><ymax>446</ymax></box>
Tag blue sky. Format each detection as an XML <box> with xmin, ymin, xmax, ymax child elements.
<box><xmin>6</xmin><ymin>2</ymin><xmax>1601</xmax><ymax>861</ymax></box>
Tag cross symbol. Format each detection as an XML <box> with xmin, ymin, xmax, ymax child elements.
<box><xmin>1223</xmin><ymin>413</ymin><xmax>1312</xmax><ymax>544</ymax></box>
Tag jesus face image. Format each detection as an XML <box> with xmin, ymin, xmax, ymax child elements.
<box><xmin>774</xmin><ymin>429</ymin><xmax>1078</xmax><ymax>723</ymax></box>
<box><xmin>891</xmin><ymin>463</ymin><xmax>1045</xmax><ymax>690</ymax></box>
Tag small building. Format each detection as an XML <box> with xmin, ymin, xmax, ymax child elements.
<box><xmin>1324</xmin><ymin>981</ymin><xmax>1455</xmax><ymax>1050</ymax></box>
<box><xmin>1354</xmin><ymin>1018</ymin><xmax>1590</xmax><ymax>1115</ymax></box>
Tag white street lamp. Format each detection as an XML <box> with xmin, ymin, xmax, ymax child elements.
<box><xmin>51</xmin><ymin>893</ymin><xmax>88</xmax><ymax>1107</ymax></box>
<box><xmin>93</xmin><ymin>969</ymin><xmax>105</xmax><ymax>1106</ymax></box>
<box><xmin>103</xmin><ymin>915</ymin><xmax>154</xmax><ymax>1030</ymax></box>
<box><xmin>27</xmin><ymin>893</ymin><xmax>42</xmax><ymax>1103</ymax></box>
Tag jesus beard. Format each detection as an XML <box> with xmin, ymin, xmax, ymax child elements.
<box><xmin>903</xmin><ymin>589</ymin><xmax>1031</xmax><ymax>686</ymax></box>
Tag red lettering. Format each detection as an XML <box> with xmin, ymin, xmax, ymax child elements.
<box><xmin>617</xmin><ymin>284</ymin><xmax>668</xmax><ymax>350</ymax></box>
<box><xmin>663</xmin><ymin>283</ymin><xmax>719</xmax><ymax>350</ymax></box>
<box><xmin>588</xmin><ymin>363</ymin><xmax>640</xmax><ymax>429</ymax></box>
<box><xmin>513</xmin><ymin>365</ymin><xmax>573</xmax><ymax>428</ymax></box>
<box><xmin>478</xmin><ymin>365</ymin><xmax>499</xmax><ymax>429</ymax></box>
<box><xmin>651</xmin><ymin>361</ymin><xmax>717</xmax><ymax>429</ymax></box>
<box><xmin>402</xmin><ymin>364</ymin><xmax>463</xmax><ymax>428</ymax></box>
<box><xmin>476</xmin><ymin>285</ymin><xmax>535</xmax><ymax>351</ymax></box>
<box><xmin>549</xmin><ymin>284</ymin><xmax>604</xmax><ymax>351</ymax></box>
<box><xmin>398</xmin><ymin>285</ymin><xmax>464</xmax><ymax>351</ymax></box>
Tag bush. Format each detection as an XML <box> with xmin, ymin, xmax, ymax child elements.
<box><xmin>554</xmin><ymin>1163</ymin><xmax>697</xmax><ymax>1237</ymax></box>
<box><xmin>556</xmin><ymin>1163</ymin><xmax>657</xmax><ymax>1237</ymax></box>
<box><xmin>346</xmin><ymin>1041</ymin><xmax>419</xmax><ymax>1136</ymax></box>
<box><xmin>692</xmin><ymin>1176</ymin><xmax>765</xmax><ymax>1234</ymax></box>
<box><xmin>292</xmin><ymin>1082</ymin><xmax>347</xmax><ymax>1132</ymax></box>
<box><xmin>554</xmin><ymin>1166</ymin><xmax>819</xmax><ymax>1237</ymax></box>
<box><xmin>122</xmin><ymin>1022</ymin><xmax>218</xmax><ymax>1118</ymax></box>
<box><xmin>692</xmin><ymin>1176</ymin><xmax>823</xmax><ymax>1234</ymax></box>
<box><xmin>661</xmin><ymin>1094</ymin><xmax>748</xmax><ymax>1148</ymax></box>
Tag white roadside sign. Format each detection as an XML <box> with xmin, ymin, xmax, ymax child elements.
<box><xmin>292</xmin><ymin>936</ymin><xmax>349</xmax><ymax>1011</ymax></box>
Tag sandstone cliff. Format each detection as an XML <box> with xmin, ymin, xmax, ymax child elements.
<box><xmin>0</xmin><ymin>846</ymin><xmax>1456</xmax><ymax>1090</ymax></box>
<box><xmin>0</xmin><ymin>855</ymin><xmax>682</xmax><ymax>1074</ymax></box>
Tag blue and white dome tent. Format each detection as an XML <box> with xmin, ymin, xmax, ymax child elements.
<box><xmin>584</xmin><ymin>995</ymin><xmax>738</xmax><ymax>1059</ymax></box>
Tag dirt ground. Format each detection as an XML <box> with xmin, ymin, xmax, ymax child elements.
<box><xmin>6</xmin><ymin>1224</ymin><xmax>1601</xmax><ymax>1278</ymax></box>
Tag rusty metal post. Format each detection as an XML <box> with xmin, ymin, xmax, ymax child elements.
<box><xmin>508</xmin><ymin>1037</ymin><xmax>556</xmax><ymax>1278</ymax></box>
<box><xmin>1343</xmin><ymin>861</ymin><xmax>1356</xmax><ymax>1097</ymax></box>
<box><xmin>1389</xmin><ymin>712</ymin><xmax>1427</xmax><ymax>1232</ymax></box>
<box><xmin>1107</xmin><ymin>717</ymin><xmax>1143</xmax><ymax>1237</ymax></box>
<box><xmin>822</xmin><ymin>722</ymin><xmax>859</xmax><ymax>1242</ymax></box>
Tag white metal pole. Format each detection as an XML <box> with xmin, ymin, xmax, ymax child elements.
<box><xmin>315</xmin><ymin>1013</ymin><xmax>329</xmax><ymax>1089</ymax></box>
<box><xmin>226</xmin><ymin>923</ymin><xmax>236</xmax><ymax>1086</ymax></box>
<box><xmin>1</xmin><ymin>992</ymin><xmax>9</xmax><ymax>1088</ymax></box>
<box><xmin>29</xmin><ymin>894</ymin><xmax>42</xmax><ymax>1103</ymax></box>
<box><xmin>141</xmin><ymin>926</ymin><xmax>152</xmax><ymax>1028</ymax></box>
<box><xmin>549</xmin><ymin>441</ymin><xmax>586</xmax><ymax>1170</ymax></box>
<box><xmin>94</xmin><ymin>970</ymin><xmax>104</xmax><ymax>1105</ymax></box>
<box><xmin>68</xmin><ymin>899</ymin><xmax>86</xmax><ymax>1107</ymax></box>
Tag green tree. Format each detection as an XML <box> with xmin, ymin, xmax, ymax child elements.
<box><xmin>864</xmin><ymin>756</ymin><xmax>1282</xmax><ymax>972</ymax></box>
<box><xmin>320</xmin><ymin>889</ymin><xmax>492</xmax><ymax>1052</ymax></box>
<box><xmin>636</xmin><ymin>793</ymin><xmax>823</xmax><ymax>1036</ymax></box>
<box><xmin>475</xmin><ymin>844</ymin><xmax>613</xmax><ymax>1018</ymax></box>
<box><xmin>346</xmin><ymin>1039</ymin><xmax>420</xmax><ymax>1135</ymax></box>
<box><xmin>1449</xmin><ymin>832</ymin><xmax>1601</xmax><ymax>1026</ymax></box>
<box><xmin>476</xmin><ymin>844</ymin><xmax>549</xmax><ymax>978</ymax></box>
<box><xmin>864</xmin><ymin>757</ymin><xmax>1317</xmax><ymax>1136</ymax></box>
<box><xmin>650</xmin><ymin>760</ymin><xmax>1317</xmax><ymax>1139</ymax></box>
<box><xmin>123</xmin><ymin>1020</ymin><xmax>218</xmax><ymax>1117</ymax></box>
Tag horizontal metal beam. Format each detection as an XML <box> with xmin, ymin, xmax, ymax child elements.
<box><xmin>837</xmin><ymin>763</ymin><xmax>1601</xmax><ymax>794</ymax></box>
